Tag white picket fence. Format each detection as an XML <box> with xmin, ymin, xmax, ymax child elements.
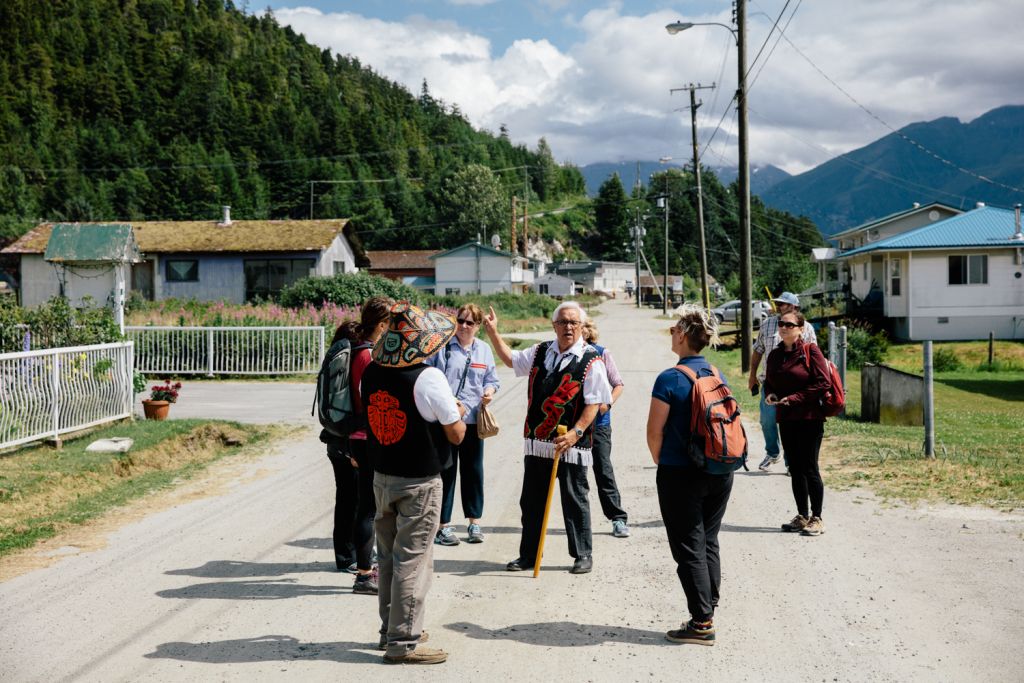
<box><xmin>125</xmin><ymin>326</ymin><xmax>325</xmax><ymax>376</ymax></box>
<box><xmin>0</xmin><ymin>342</ymin><xmax>135</xmax><ymax>451</ymax></box>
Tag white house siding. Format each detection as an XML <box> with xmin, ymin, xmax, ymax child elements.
<box><xmin>533</xmin><ymin>274</ymin><xmax>575</xmax><ymax>297</ymax></box>
<box><xmin>434</xmin><ymin>250</ymin><xmax>512</xmax><ymax>294</ymax></box>
<box><xmin>596</xmin><ymin>263</ymin><xmax>635</xmax><ymax>292</ymax></box>
<box><xmin>317</xmin><ymin>235</ymin><xmax>357</xmax><ymax>275</ymax></box>
<box><xmin>906</xmin><ymin>249</ymin><xmax>1024</xmax><ymax>340</ymax></box>
<box><xmin>884</xmin><ymin>253</ymin><xmax>908</xmax><ymax>317</ymax></box>
<box><xmin>19</xmin><ymin>255</ymin><xmax>63</xmax><ymax>306</ymax></box>
<box><xmin>18</xmin><ymin>256</ymin><xmax>126</xmax><ymax>308</ymax></box>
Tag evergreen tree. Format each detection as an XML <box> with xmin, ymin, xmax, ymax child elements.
<box><xmin>593</xmin><ymin>173</ymin><xmax>631</xmax><ymax>261</ymax></box>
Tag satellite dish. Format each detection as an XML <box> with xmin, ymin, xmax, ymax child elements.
<box><xmin>491</xmin><ymin>233</ymin><xmax>502</xmax><ymax>249</ymax></box>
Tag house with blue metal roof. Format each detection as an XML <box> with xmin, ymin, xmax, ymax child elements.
<box><xmin>833</xmin><ymin>204</ymin><xmax>1024</xmax><ymax>340</ymax></box>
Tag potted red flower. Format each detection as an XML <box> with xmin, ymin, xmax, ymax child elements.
<box><xmin>142</xmin><ymin>380</ymin><xmax>182</xmax><ymax>421</ymax></box>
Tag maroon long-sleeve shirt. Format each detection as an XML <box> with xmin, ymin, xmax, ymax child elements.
<box><xmin>763</xmin><ymin>338</ymin><xmax>831</xmax><ymax>422</ymax></box>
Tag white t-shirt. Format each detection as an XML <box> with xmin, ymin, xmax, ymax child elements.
<box><xmin>510</xmin><ymin>337</ymin><xmax>613</xmax><ymax>405</ymax></box>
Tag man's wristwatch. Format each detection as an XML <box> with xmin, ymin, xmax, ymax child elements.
<box><xmin>573</xmin><ymin>426</ymin><xmax>584</xmax><ymax>439</ymax></box>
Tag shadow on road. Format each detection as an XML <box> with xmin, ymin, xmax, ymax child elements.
<box><xmin>165</xmin><ymin>560</ymin><xmax>336</xmax><ymax>578</ymax></box>
<box><xmin>721</xmin><ymin>523</ymin><xmax>780</xmax><ymax>534</ymax></box>
<box><xmin>433</xmin><ymin>558</ymin><xmax>516</xmax><ymax>576</ymax></box>
<box><xmin>445</xmin><ymin>621</ymin><xmax>667</xmax><ymax>647</ymax></box>
<box><xmin>156</xmin><ymin>579</ymin><xmax>347</xmax><ymax>600</ymax></box>
<box><xmin>285</xmin><ymin>537</ymin><xmax>332</xmax><ymax>550</ymax></box>
<box><xmin>144</xmin><ymin>635</ymin><xmax>381</xmax><ymax>664</ymax></box>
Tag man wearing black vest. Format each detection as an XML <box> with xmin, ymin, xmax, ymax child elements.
<box><xmin>362</xmin><ymin>302</ymin><xmax>466</xmax><ymax>665</ymax></box>
<box><xmin>483</xmin><ymin>301</ymin><xmax>612</xmax><ymax>575</ymax></box>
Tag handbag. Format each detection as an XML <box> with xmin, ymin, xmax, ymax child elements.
<box><xmin>477</xmin><ymin>404</ymin><xmax>500</xmax><ymax>439</ymax></box>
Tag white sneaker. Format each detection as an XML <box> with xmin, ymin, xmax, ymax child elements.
<box><xmin>758</xmin><ymin>454</ymin><xmax>781</xmax><ymax>471</ymax></box>
<box><xmin>434</xmin><ymin>525</ymin><xmax>460</xmax><ymax>546</ymax></box>
<box><xmin>612</xmin><ymin>520</ymin><xmax>630</xmax><ymax>538</ymax></box>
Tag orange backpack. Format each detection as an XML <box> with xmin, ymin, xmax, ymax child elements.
<box><xmin>676</xmin><ymin>364</ymin><xmax>748</xmax><ymax>473</ymax></box>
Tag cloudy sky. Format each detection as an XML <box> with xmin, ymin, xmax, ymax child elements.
<box><xmin>266</xmin><ymin>1</ymin><xmax>1024</xmax><ymax>175</ymax></box>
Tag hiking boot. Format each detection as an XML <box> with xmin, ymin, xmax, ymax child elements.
<box><xmin>506</xmin><ymin>557</ymin><xmax>534</xmax><ymax>572</ymax></box>
<box><xmin>570</xmin><ymin>556</ymin><xmax>593</xmax><ymax>574</ymax></box>
<box><xmin>378</xmin><ymin>631</ymin><xmax>429</xmax><ymax>651</ymax></box>
<box><xmin>434</xmin><ymin>525</ymin><xmax>460</xmax><ymax>546</ymax></box>
<box><xmin>666</xmin><ymin>619</ymin><xmax>715</xmax><ymax>646</ymax></box>
<box><xmin>801</xmin><ymin>516</ymin><xmax>825</xmax><ymax>536</ymax></box>
<box><xmin>781</xmin><ymin>514</ymin><xmax>809</xmax><ymax>532</ymax></box>
<box><xmin>758</xmin><ymin>454</ymin><xmax>780</xmax><ymax>471</ymax></box>
<box><xmin>383</xmin><ymin>646</ymin><xmax>448</xmax><ymax>665</ymax></box>
<box><xmin>353</xmin><ymin>573</ymin><xmax>378</xmax><ymax>595</ymax></box>
<box><xmin>611</xmin><ymin>520</ymin><xmax>630</xmax><ymax>538</ymax></box>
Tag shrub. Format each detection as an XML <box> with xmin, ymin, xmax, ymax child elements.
<box><xmin>932</xmin><ymin>347</ymin><xmax>962</xmax><ymax>372</ymax></box>
<box><xmin>818</xmin><ymin>319</ymin><xmax>889</xmax><ymax>369</ymax></box>
<box><xmin>279</xmin><ymin>272</ymin><xmax>423</xmax><ymax>308</ymax></box>
<box><xmin>2</xmin><ymin>296</ymin><xmax>121</xmax><ymax>352</ymax></box>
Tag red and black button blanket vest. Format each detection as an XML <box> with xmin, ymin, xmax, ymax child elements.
<box><xmin>523</xmin><ymin>341</ymin><xmax>602</xmax><ymax>466</ymax></box>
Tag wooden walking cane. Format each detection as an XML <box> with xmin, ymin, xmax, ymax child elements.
<box><xmin>533</xmin><ymin>425</ymin><xmax>567</xmax><ymax>578</ymax></box>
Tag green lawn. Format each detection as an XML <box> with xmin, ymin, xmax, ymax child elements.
<box><xmin>0</xmin><ymin>419</ymin><xmax>275</xmax><ymax>557</ymax></box>
<box><xmin>704</xmin><ymin>344</ymin><xmax>1024</xmax><ymax>510</ymax></box>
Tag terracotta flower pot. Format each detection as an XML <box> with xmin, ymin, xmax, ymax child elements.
<box><xmin>142</xmin><ymin>399</ymin><xmax>171</xmax><ymax>421</ymax></box>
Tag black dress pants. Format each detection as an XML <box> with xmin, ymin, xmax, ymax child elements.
<box><xmin>590</xmin><ymin>424</ymin><xmax>627</xmax><ymax>522</ymax></box>
<box><xmin>440</xmin><ymin>427</ymin><xmax>484</xmax><ymax>523</ymax></box>
<box><xmin>657</xmin><ymin>465</ymin><xmax>734</xmax><ymax>622</ymax></box>
<box><xmin>326</xmin><ymin>442</ymin><xmax>357</xmax><ymax>570</ymax></box>
<box><xmin>518</xmin><ymin>455</ymin><xmax>592</xmax><ymax>562</ymax></box>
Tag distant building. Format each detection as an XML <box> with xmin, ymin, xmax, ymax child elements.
<box><xmin>2</xmin><ymin>208</ymin><xmax>366</xmax><ymax>306</ymax></box>
<box><xmin>431</xmin><ymin>242</ymin><xmax>534</xmax><ymax>295</ymax></box>
<box><xmin>532</xmin><ymin>273</ymin><xmax>576</xmax><ymax>297</ymax></box>
<box><xmin>367</xmin><ymin>249</ymin><xmax>438</xmax><ymax>293</ymax></box>
<box><xmin>552</xmin><ymin>260</ymin><xmax>637</xmax><ymax>294</ymax></box>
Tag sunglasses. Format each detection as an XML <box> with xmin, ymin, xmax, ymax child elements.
<box><xmin>456</xmin><ymin>318</ymin><xmax>478</xmax><ymax>327</ymax></box>
<box><xmin>778</xmin><ymin>321</ymin><xmax>801</xmax><ymax>329</ymax></box>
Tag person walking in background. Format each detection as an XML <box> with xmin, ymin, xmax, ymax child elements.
<box><xmin>362</xmin><ymin>302</ymin><xmax>467</xmax><ymax>665</ymax></box>
<box><xmin>427</xmin><ymin>303</ymin><xmax>500</xmax><ymax>546</ymax></box>
<box><xmin>646</xmin><ymin>304</ymin><xmax>732</xmax><ymax>646</ymax></box>
<box><xmin>747</xmin><ymin>292</ymin><xmax>817</xmax><ymax>472</ymax></box>
<box><xmin>764</xmin><ymin>310</ymin><xmax>831</xmax><ymax>537</ymax></box>
<box><xmin>483</xmin><ymin>301</ymin><xmax>612</xmax><ymax>575</ymax></box>
<box><xmin>320</xmin><ymin>296</ymin><xmax>391</xmax><ymax>590</ymax></box>
<box><xmin>581</xmin><ymin>320</ymin><xmax>629</xmax><ymax>539</ymax></box>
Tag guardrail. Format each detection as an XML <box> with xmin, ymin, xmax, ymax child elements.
<box><xmin>125</xmin><ymin>326</ymin><xmax>325</xmax><ymax>376</ymax></box>
<box><xmin>0</xmin><ymin>342</ymin><xmax>135</xmax><ymax>451</ymax></box>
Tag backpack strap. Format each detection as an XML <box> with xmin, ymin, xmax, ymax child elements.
<box><xmin>674</xmin><ymin>363</ymin><xmax>720</xmax><ymax>382</ymax></box>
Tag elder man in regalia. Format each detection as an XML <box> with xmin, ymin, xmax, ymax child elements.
<box><xmin>482</xmin><ymin>301</ymin><xmax>612</xmax><ymax>575</ymax></box>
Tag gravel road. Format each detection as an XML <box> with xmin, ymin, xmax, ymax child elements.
<box><xmin>1</xmin><ymin>300</ymin><xmax>1021</xmax><ymax>682</ymax></box>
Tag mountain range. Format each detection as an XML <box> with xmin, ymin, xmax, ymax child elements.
<box><xmin>581</xmin><ymin>105</ymin><xmax>1024</xmax><ymax>238</ymax></box>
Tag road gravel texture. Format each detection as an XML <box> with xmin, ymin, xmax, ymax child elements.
<box><xmin>1</xmin><ymin>300</ymin><xmax>1021</xmax><ymax>682</ymax></box>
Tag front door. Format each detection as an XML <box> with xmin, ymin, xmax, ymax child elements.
<box><xmin>131</xmin><ymin>260</ymin><xmax>154</xmax><ymax>300</ymax></box>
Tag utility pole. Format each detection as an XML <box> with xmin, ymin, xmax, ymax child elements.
<box><xmin>632</xmin><ymin>209</ymin><xmax>644</xmax><ymax>309</ymax></box>
<box><xmin>661</xmin><ymin>180</ymin><xmax>669</xmax><ymax>315</ymax></box>
<box><xmin>522</xmin><ymin>169</ymin><xmax>530</xmax><ymax>257</ymax></box>
<box><xmin>737</xmin><ymin>0</ymin><xmax>753</xmax><ymax>372</ymax></box>
<box><xmin>511</xmin><ymin>196</ymin><xmax>518</xmax><ymax>254</ymax></box>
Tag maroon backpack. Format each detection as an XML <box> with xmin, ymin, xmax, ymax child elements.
<box><xmin>804</xmin><ymin>346</ymin><xmax>845</xmax><ymax>417</ymax></box>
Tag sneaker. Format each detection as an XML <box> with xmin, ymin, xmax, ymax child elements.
<box><xmin>466</xmin><ymin>523</ymin><xmax>484</xmax><ymax>543</ymax></box>
<box><xmin>434</xmin><ymin>525</ymin><xmax>460</xmax><ymax>546</ymax></box>
<box><xmin>340</xmin><ymin>561</ymin><xmax>359</xmax><ymax>574</ymax></box>
<box><xmin>801</xmin><ymin>516</ymin><xmax>825</xmax><ymax>536</ymax></box>
<box><xmin>378</xmin><ymin>631</ymin><xmax>429</xmax><ymax>651</ymax></box>
<box><xmin>781</xmin><ymin>514</ymin><xmax>809</xmax><ymax>532</ymax></box>
<box><xmin>611</xmin><ymin>520</ymin><xmax>630</xmax><ymax>538</ymax></box>
<box><xmin>353</xmin><ymin>573</ymin><xmax>378</xmax><ymax>595</ymax></box>
<box><xmin>666</xmin><ymin>619</ymin><xmax>716</xmax><ymax>646</ymax></box>
<box><xmin>383</xmin><ymin>647</ymin><xmax>448</xmax><ymax>665</ymax></box>
<box><xmin>758</xmin><ymin>454</ymin><xmax>781</xmax><ymax>471</ymax></box>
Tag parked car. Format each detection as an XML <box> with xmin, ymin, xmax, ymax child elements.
<box><xmin>711</xmin><ymin>299</ymin><xmax>773</xmax><ymax>326</ymax></box>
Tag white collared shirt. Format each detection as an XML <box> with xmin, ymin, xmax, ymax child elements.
<box><xmin>511</xmin><ymin>337</ymin><xmax>613</xmax><ymax>405</ymax></box>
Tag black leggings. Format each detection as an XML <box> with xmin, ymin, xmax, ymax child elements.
<box><xmin>779</xmin><ymin>420</ymin><xmax>825</xmax><ymax>518</ymax></box>
<box><xmin>349</xmin><ymin>438</ymin><xmax>377</xmax><ymax>571</ymax></box>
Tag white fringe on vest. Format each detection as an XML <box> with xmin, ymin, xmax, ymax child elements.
<box><xmin>523</xmin><ymin>438</ymin><xmax>594</xmax><ymax>467</ymax></box>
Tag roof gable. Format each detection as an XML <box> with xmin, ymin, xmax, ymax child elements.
<box><xmin>841</xmin><ymin>206</ymin><xmax>1023</xmax><ymax>256</ymax></box>
<box><xmin>830</xmin><ymin>202</ymin><xmax>961</xmax><ymax>240</ymax></box>
<box><xmin>43</xmin><ymin>223</ymin><xmax>140</xmax><ymax>263</ymax></box>
<box><xmin>430</xmin><ymin>242</ymin><xmax>517</xmax><ymax>260</ymax></box>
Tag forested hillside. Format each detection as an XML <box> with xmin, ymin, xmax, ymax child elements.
<box><xmin>0</xmin><ymin>0</ymin><xmax>582</xmax><ymax>250</ymax></box>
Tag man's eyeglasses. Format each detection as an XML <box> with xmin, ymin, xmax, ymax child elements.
<box><xmin>554</xmin><ymin>319</ymin><xmax>581</xmax><ymax>328</ymax></box>
<box><xmin>778</xmin><ymin>321</ymin><xmax>801</xmax><ymax>329</ymax></box>
<box><xmin>456</xmin><ymin>318</ymin><xmax>478</xmax><ymax>327</ymax></box>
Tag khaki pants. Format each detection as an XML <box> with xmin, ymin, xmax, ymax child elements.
<box><xmin>373</xmin><ymin>472</ymin><xmax>442</xmax><ymax>657</ymax></box>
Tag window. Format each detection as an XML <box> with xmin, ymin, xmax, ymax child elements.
<box><xmin>539</xmin><ymin>284</ymin><xmax>549</xmax><ymax>294</ymax></box>
<box><xmin>862</xmin><ymin>262</ymin><xmax>868</xmax><ymax>281</ymax></box>
<box><xmin>332</xmin><ymin>260</ymin><xmax>347</xmax><ymax>275</ymax></box>
<box><xmin>948</xmin><ymin>254</ymin><xmax>988</xmax><ymax>285</ymax></box>
<box><xmin>445</xmin><ymin>288</ymin><xmax>461</xmax><ymax>296</ymax></box>
<box><xmin>244</xmin><ymin>259</ymin><xmax>315</xmax><ymax>300</ymax></box>
<box><xmin>889</xmin><ymin>258</ymin><xmax>901</xmax><ymax>296</ymax></box>
<box><xmin>166</xmin><ymin>260</ymin><xmax>198</xmax><ymax>282</ymax></box>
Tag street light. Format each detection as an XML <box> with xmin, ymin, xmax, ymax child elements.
<box><xmin>666</xmin><ymin>5</ymin><xmax>753</xmax><ymax>373</ymax></box>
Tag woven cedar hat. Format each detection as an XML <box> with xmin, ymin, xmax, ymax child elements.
<box><xmin>372</xmin><ymin>301</ymin><xmax>456</xmax><ymax>368</ymax></box>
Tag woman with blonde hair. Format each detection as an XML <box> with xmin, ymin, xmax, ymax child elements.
<box><xmin>646</xmin><ymin>304</ymin><xmax>732</xmax><ymax>646</ymax></box>
<box><xmin>426</xmin><ymin>302</ymin><xmax>500</xmax><ymax>545</ymax></box>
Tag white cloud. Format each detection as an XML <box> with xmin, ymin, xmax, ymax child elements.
<box><xmin>446</xmin><ymin>0</ymin><xmax>498</xmax><ymax>6</ymax></box>
<box><xmin>272</xmin><ymin>3</ymin><xmax>1024</xmax><ymax>175</ymax></box>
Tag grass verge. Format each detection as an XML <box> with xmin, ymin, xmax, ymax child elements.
<box><xmin>0</xmin><ymin>419</ymin><xmax>275</xmax><ymax>558</ymax></box>
<box><xmin>704</xmin><ymin>345</ymin><xmax>1024</xmax><ymax>510</ymax></box>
